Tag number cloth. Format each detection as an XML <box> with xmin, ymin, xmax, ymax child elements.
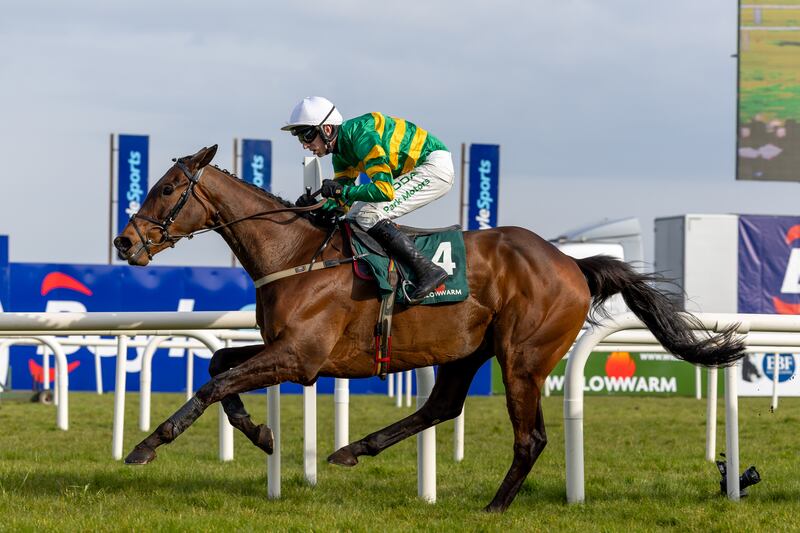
<box><xmin>350</xmin><ymin>227</ymin><xmax>469</xmax><ymax>305</ymax></box>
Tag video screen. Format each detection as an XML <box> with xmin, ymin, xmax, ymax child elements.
<box><xmin>738</xmin><ymin>1</ymin><xmax>800</xmax><ymax>181</ymax></box>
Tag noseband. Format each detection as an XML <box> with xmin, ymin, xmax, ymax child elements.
<box><xmin>128</xmin><ymin>160</ymin><xmax>206</xmax><ymax>261</ymax></box>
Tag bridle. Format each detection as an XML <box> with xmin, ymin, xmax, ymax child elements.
<box><xmin>128</xmin><ymin>160</ymin><xmax>208</xmax><ymax>261</ymax></box>
<box><xmin>126</xmin><ymin>159</ymin><xmax>325</xmax><ymax>262</ymax></box>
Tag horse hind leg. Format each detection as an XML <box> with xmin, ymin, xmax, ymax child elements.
<box><xmin>328</xmin><ymin>351</ymin><xmax>489</xmax><ymax>466</ymax></box>
<box><xmin>210</xmin><ymin>345</ymin><xmax>273</xmax><ymax>454</ymax></box>
<box><xmin>484</xmin><ymin>336</ymin><xmax>573</xmax><ymax>512</ymax></box>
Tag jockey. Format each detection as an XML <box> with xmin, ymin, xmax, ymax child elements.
<box><xmin>283</xmin><ymin>96</ymin><xmax>455</xmax><ymax>304</ymax></box>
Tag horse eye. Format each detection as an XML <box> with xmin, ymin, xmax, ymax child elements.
<box><xmin>163</xmin><ymin>184</ymin><xmax>174</xmax><ymax>196</ymax></box>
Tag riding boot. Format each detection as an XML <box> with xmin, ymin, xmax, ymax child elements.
<box><xmin>368</xmin><ymin>219</ymin><xmax>448</xmax><ymax>304</ymax></box>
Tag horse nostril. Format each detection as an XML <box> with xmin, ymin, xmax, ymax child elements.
<box><xmin>114</xmin><ymin>236</ymin><xmax>131</xmax><ymax>252</ymax></box>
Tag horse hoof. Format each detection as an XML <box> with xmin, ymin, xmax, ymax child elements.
<box><xmin>124</xmin><ymin>445</ymin><xmax>157</xmax><ymax>465</ymax></box>
<box><xmin>327</xmin><ymin>446</ymin><xmax>359</xmax><ymax>467</ymax></box>
<box><xmin>255</xmin><ymin>424</ymin><xmax>274</xmax><ymax>455</ymax></box>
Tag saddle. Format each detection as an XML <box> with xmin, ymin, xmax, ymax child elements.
<box><xmin>340</xmin><ymin>220</ymin><xmax>470</xmax><ymax>378</ymax></box>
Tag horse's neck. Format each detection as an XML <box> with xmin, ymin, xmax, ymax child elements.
<box><xmin>201</xmin><ymin>170</ymin><xmax>321</xmax><ymax>280</ymax></box>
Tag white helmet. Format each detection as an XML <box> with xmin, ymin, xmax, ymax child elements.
<box><xmin>281</xmin><ymin>96</ymin><xmax>343</xmax><ymax>131</ymax></box>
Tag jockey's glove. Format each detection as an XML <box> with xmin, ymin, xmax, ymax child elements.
<box><xmin>320</xmin><ymin>179</ymin><xmax>345</xmax><ymax>199</ymax></box>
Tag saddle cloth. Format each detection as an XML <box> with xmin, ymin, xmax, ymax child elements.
<box><xmin>343</xmin><ymin>221</ymin><xmax>470</xmax><ymax>305</ymax></box>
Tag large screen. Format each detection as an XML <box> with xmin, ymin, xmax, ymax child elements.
<box><xmin>737</xmin><ymin>1</ymin><xmax>800</xmax><ymax>181</ymax></box>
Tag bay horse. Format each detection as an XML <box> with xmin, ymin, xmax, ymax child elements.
<box><xmin>113</xmin><ymin>145</ymin><xmax>745</xmax><ymax>512</ymax></box>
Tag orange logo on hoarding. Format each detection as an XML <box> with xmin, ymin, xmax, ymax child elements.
<box><xmin>605</xmin><ymin>351</ymin><xmax>635</xmax><ymax>378</ymax></box>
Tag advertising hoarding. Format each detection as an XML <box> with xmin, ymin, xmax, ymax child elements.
<box><xmin>241</xmin><ymin>139</ymin><xmax>272</xmax><ymax>191</ymax></box>
<box><xmin>466</xmin><ymin>144</ymin><xmax>500</xmax><ymax>231</ymax></box>
<box><xmin>117</xmin><ymin>134</ymin><xmax>149</xmax><ymax>234</ymax></box>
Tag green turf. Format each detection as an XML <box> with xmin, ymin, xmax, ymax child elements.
<box><xmin>1</xmin><ymin>391</ymin><xmax>798</xmax><ymax>531</ymax></box>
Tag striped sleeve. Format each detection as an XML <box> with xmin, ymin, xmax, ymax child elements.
<box><xmin>344</xmin><ymin>129</ymin><xmax>395</xmax><ymax>202</ymax></box>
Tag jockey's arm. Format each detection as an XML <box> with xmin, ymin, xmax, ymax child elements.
<box><xmin>338</xmin><ymin>130</ymin><xmax>395</xmax><ymax>203</ymax></box>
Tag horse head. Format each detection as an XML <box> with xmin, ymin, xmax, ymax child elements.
<box><xmin>114</xmin><ymin>145</ymin><xmax>218</xmax><ymax>266</ymax></box>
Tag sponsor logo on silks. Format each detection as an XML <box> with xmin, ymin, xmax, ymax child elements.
<box><xmin>383</xmin><ymin>176</ymin><xmax>430</xmax><ymax>213</ymax></box>
<box><xmin>124</xmin><ymin>150</ymin><xmax>145</xmax><ymax>219</ymax></box>
<box><xmin>762</xmin><ymin>353</ymin><xmax>796</xmax><ymax>383</ymax></box>
<box><xmin>545</xmin><ymin>351</ymin><xmax>678</xmax><ymax>393</ymax></box>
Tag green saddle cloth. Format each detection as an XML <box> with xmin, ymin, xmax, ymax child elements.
<box><xmin>350</xmin><ymin>226</ymin><xmax>470</xmax><ymax>305</ymax></box>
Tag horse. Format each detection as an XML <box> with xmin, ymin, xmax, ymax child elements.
<box><xmin>113</xmin><ymin>145</ymin><xmax>745</xmax><ymax>512</ymax></box>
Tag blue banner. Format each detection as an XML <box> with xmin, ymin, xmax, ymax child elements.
<box><xmin>117</xmin><ymin>134</ymin><xmax>149</xmax><ymax>235</ymax></box>
<box><xmin>738</xmin><ymin>215</ymin><xmax>800</xmax><ymax>314</ymax></box>
<box><xmin>2</xmin><ymin>262</ymin><xmax>492</xmax><ymax>395</ymax></box>
<box><xmin>467</xmin><ymin>144</ymin><xmax>500</xmax><ymax>231</ymax></box>
<box><xmin>241</xmin><ymin>139</ymin><xmax>272</xmax><ymax>191</ymax></box>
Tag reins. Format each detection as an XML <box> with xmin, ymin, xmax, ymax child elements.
<box><xmin>127</xmin><ymin>160</ymin><xmax>325</xmax><ymax>261</ymax></box>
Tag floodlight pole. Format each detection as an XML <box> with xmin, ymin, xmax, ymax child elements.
<box><xmin>108</xmin><ymin>133</ymin><xmax>116</xmax><ymax>265</ymax></box>
<box><xmin>459</xmin><ymin>143</ymin><xmax>467</xmax><ymax>229</ymax></box>
<box><xmin>231</xmin><ymin>138</ymin><xmax>239</xmax><ymax>268</ymax></box>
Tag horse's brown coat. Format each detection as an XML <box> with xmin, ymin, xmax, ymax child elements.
<box><xmin>113</xmin><ymin>146</ymin><xmax>743</xmax><ymax>511</ymax></box>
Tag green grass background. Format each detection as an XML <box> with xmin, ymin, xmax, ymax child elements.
<box><xmin>1</xmin><ymin>392</ymin><xmax>799</xmax><ymax>531</ymax></box>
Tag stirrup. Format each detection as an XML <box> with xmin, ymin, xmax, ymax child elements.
<box><xmin>400</xmin><ymin>279</ymin><xmax>418</xmax><ymax>303</ymax></box>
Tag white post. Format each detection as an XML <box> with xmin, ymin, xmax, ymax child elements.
<box><xmin>218</xmin><ymin>402</ymin><xmax>234</xmax><ymax>462</ymax></box>
<box><xmin>42</xmin><ymin>347</ymin><xmax>50</xmax><ymax>391</ymax></box>
<box><xmin>94</xmin><ymin>347</ymin><xmax>103</xmax><ymax>394</ymax></box>
<box><xmin>38</xmin><ymin>336</ymin><xmax>69</xmax><ymax>430</ymax></box>
<box><xmin>564</xmin><ymin>314</ymin><xmax>642</xmax><ymax>503</ymax></box>
<box><xmin>334</xmin><ymin>378</ymin><xmax>349</xmax><ymax>451</ymax></box>
<box><xmin>416</xmin><ymin>366</ymin><xmax>436</xmax><ymax>503</ymax></box>
<box><xmin>303</xmin><ymin>383</ymin><xmax>317</xmax><ymax>486</ymax></box>
<box><xmin>395</xmin><ymin>372</ymin><xmax>403</xmax><ymax>408</ymax></box>
<box><xmin>724</xmin><ymin>362</ymin><xmax>740</xmax><ymax>501</ymax></box>
<box><xmin>185</xmin><ymin>348</ymin><xmax>194</xmax><ymax>401</ymax></box>
<box><xmin>695</xmin><ymin>366</ymin><xmax>702</xmax><ymax>400</ymax></box>
<box><xmin>267</xmin><ymin>384</ymin><xmax>281</xmax><ymax>499</ymax></box>
<box><xmin>705</xmin><ymin>367</ymin><xmax>718</xmax><ymax>461</ymax></box>
<box><xmin>52</xmin><ymin>349</ymin><xmax>59</xmax><ymax>407</ymax></box>
<box><xmin>112</xmin><ymin>335</ymin><xmax>129</xmax><ymax>460</ymax></box>
<box><xmin>405</xmin><ymin>370</ymin><xmax>412</xmax><ymax>407</ymax></box>
<box><xmin>771</xmin><ymin>353</ymin><xmax>780</xmax><ymax>411</ymax></box>
<box><xmin>387</xmin><ymin>373</ymin><xmax>394</xmax><ymax>398</ymax></box>
<box><xmin>453</xmin><ymin>407</ymin><xmax>465</xmax><ymax>462</ymax></box>
<box><xmin>139</xmin><ymin>336</ymin><xmax>166</xmax><ymax>432</ymax></box>
<box><xmin>218</xmin><ymin>340</ymin><xmax>233</xmax><ymax>462</ymax></box>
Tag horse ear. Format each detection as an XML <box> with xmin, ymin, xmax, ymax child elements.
<box><xmin>188</xmin><ymin>144</ymin><xmax>217</xmax><ymax>170</ymax></box>
<box><xmin>196</xmin><ymin>144</ymin><xmax>218</xmax><ymax>169</ymax></box>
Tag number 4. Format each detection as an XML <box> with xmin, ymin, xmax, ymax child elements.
<box><xmin>432</xmin><ymin>242</ymin><xmax>456</xmax><ymax>275</ymax></box>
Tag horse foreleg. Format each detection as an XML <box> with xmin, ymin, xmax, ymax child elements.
<box><xmin>210</xmin><ymin>344</ymin><xmax>274</xmax><ymax>455</ymax></box>
<box><xmin>125</xmin><ymin>344</ymin><xmax>312</xmax><ymax>465</ymax></box>
<box><xmin>328</xmin><ymin>352</ymin><xmax>488</xmax><ymax>467</ymax></box>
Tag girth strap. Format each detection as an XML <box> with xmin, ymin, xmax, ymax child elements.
<box><xmin>253</xmin><ymin>255</ymin><xmax>365</xmax><ymax>288</ymax></box>
<box><xmin>374</xmin><ymin>259</ymin><xmax>399</xmax><ymax>379</ymax></box>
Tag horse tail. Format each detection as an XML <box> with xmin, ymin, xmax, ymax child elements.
<box><xmin>575</xmin><ymin>255</ymin><xmax>745</xmax><ymax>367</ymax></box>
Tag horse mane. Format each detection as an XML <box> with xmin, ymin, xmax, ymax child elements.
<box><xmin>207</xmin><ymin>164</ymin><xmax>320</xmax><ymax>225</ymax></box>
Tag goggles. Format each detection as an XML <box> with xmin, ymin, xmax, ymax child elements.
<box><xmin>292</xmin><ymin>126</ymin><xmax>319</xmax><ymax>144</ymax></box>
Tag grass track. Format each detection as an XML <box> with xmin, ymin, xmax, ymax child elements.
<box><xmin>1</xmin><ymin>392</ymin><xmax>799</xmax><ymax>531</ymax></box>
